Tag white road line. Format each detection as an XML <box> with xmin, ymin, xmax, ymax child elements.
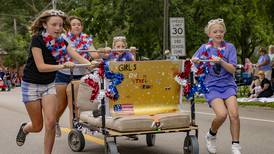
<box><xmin>195</xmin><ymin>111</ymin><xmax>274</xmax><ymax>123</ymax></box>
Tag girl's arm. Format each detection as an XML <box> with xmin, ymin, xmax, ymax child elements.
<box><xmin>88</xmin><ymin>44</ymin><xmax>100</xmax><ymax>59</ymax></box>
<box><xmin>220</xmin><ymin>59</ymin><xmax>236</xmax><ymax>74</ymax></box>
<box><xmin>218</xmin><ymin>44</ymin><xmax>237</xmax><ymax>74</ymax></box>
<box><xmin>249</xmin><ymin>81</ymin><xmax>255</xmax><ymax>92</ymax></box>
<box><xmin>67</xmin><ymin>45</ymin><xmax>91</xmax><ymax>64</ymax></box>
<box><xmin>32</xmin><ymin>47</ymin><xmax>64</xmax><ymax>72</ymax></box>
<box><xmin>257</xmin><ymin>57</ymin><xmax>270</xmax><ymax>67</ymax></box>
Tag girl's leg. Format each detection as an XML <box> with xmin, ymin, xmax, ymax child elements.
<box><xmin>16</xmin><ymin>100</ymin><xmax>43</xmax><ymax>146</ymax></box>
<box><xmin>66</xmin><ymin>82</ymin><xmax>80</xmax><ymax>128</ymax></box>
<box><xmin>225</xmin><ymin>96</ymin><xmax>241</xmax><ymax>154</ymax></box>
<box><xmin>42</xmin><ymin>94</ymin><xmax>57</xmax><ymax>154</ymax></box>
<box><xmin>55</xmin><ymin>84</ymin><xmax>68</xmax><ymax>136</ymax></box>
<box><xmin>56</xmin><ymin>84</ymin><xmax>68</xmax><ymax>121</ymax></box>
<box><xmin>205</xmin><ymin>98</ymin><xmax>228</xmax><ymax>153</ymax></box>
<box><xmin>224</xmin><ymin>96</ymin><xmax>240</xmax><ymax>141</ymax></box>
<box><xmin>210</xmin><ymin>98</ymin><xmax>228</xmax><ymax>133</ymax></box>
<box><xmin>24</xmin><ymin>100</ymin><xmax>44</xmax><ymax>133</ymax></box>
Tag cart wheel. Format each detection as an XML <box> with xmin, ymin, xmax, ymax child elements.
<box><xmin>146</xmin><ymin>134</ymin><xmax>156</xmax><ymax>146</ymax></box>
<box><xmin>68</xmin><ymin>129</ymin><xmax>85</xmax><ymax>152</ymax></box>
<box><xmin>183</xmin><ymin>135</ymin><xmax>199</xmax><ymax>154</ymax></box>
<box><xmin>107</xmin><ymin>141</ymin><xmax>119</xmax><ymax>154</ymax></box>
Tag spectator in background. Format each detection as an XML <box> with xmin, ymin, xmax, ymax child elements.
<box><xmin>243</xmin><ymin>58</ymin><xmax>253</xmax><ymax>74</ymax></box>
<box><xmin>0</xmin><ymin>67</ymin><xmax>5</xmax><ymax>79</ymax></box>
<box><xmin>5</xmin><ymin>69</ymin><xmax>11</xmax><ymax>91</ymax></box>
<box><xmin>250</xmin><ymin>71</ymin><xmax>273</xmax><ymax>98</ymax></box>
<box><xmin>256</xmin><ymin>47</ymin><xmax>272</xmax><ymax>81</ymax></box>
<box><xmin>249</xmin><ymin>79</ymin><xmax>262</xmax><ymax>98</ymax></box>
<box><xmin>268</xmin><ymin>45</ymin><xmax>274</xmax><ymax>88</ymax></box>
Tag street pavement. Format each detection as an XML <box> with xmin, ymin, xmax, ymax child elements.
<box><xmin>0</xmin><ymin>87</ymin><xmax>274</xmax><ymax>154</ymax></box>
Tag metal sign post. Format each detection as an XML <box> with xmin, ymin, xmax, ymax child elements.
<box><xmin>170</xmin><ymin>17</ymin><xmax>186</xmax><ymax>57</ymax></box>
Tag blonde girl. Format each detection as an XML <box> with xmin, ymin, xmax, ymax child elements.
<box><xmin>106</xmin><ymin>36</ymin><xmax>136</xmax><ymax>61</ymax></box>
<box><xmin>192</xmin><ymin>18</ymin><xmax>241</xmax><ymax>154</ymax></box>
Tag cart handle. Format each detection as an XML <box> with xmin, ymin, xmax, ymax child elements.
<box><xmin>199</xmin><ymin>59</ymin><xmax>215</xmax><ymax>62</ymax></box>
<box><xmin>72</xmin><ymin>61</ymin><xmax>100</xmax><ymax>68</ymax></box>
<box><xmin>77</xmin><ymin>48</ymin><xmax>138</xmax><ymax>53</ymax></box>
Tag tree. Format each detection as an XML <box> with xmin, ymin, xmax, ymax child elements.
<box><xmin>0</xmin><ymin>32</ymin><xmax>28</xmax><ymax>69</ymax></box>
<box><xmin>0</xmin><ymin>0</ymin><xmax>273</xmax><ymax>65</ymax></box>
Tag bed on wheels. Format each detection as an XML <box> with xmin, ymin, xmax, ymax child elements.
<box><xmin>67</xmin><ymin>60</ymin><xmax>199</xmax><ymax>154</ymax></box>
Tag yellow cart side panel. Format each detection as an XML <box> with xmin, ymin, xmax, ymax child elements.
<box><xmin>108</xmin><ymin>60</ymin><xmax>182</xmax><ymax>116</ymax></box>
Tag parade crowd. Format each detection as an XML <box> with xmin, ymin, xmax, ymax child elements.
<box><xmin>0</xmin><ymin>67</ymin><xmax>21</xmax><ymax>91</ymax></box>
<box><xmin>239</xmin><ymin>45</ymin><xmax>274</xmax><ymax>98</ymax></box>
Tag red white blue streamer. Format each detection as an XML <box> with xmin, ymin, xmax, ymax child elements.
<box><xmin>100</xmin><ymin>60</ymin><xmax>124</xmax><ymax>100</ymax></box>
<box><xmin>175</xmin><ymin>60</ymin><xmax>209</xmax><ymax>100</ymax></box>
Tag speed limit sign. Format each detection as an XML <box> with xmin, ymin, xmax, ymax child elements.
<box><xmin>170</xmin><ymin>17</ymin><xmax>186</xmax><ymax>56</ymax></box>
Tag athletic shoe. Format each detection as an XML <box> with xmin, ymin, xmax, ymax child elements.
<box><xmin>205</xmin><ymin>132</ymin><xmax>217</xmax><ymax>154</ymax></box>
<box><xmin>16</xmin><ymin>123</ymin><xmax>28</xmax><ymax>146</ymax></box>
<box><xmin>231</xmin><ymin>143</ymin><xmax>241</xmax><ymax>154</ymax></box>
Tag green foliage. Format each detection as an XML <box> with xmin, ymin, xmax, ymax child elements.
<box><xmin>0</xmin><ymin>32</ymin><xmax>28</xmax><ymax>68</ymax></box>
<box><xmin>0</xmin><ymin>0</ymin><xmax>273</xmax><ymax>66</ymax></box>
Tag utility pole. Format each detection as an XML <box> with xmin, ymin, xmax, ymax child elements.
<box><xmin>13</xmin><ymin>18</ymin><xmax>17</xmax><ymax>35</ymax></box>
<box><xmin>13</xmin><ymin>18</ymin><xmax>19</xmax><ymax>72</ymax></box>
<box><xmin>163</xmin><ymin>0</ymin><xmax>169</xmax><ymax>56</ymax></box>
<box><xmin>52</xmin><ymin>0</ymin><xmax>57</xmax><ymax>9</ymax></box>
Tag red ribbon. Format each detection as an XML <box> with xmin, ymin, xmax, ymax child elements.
<box><xmin>84</xmin><ymin>78</ymin><xmax>99</xmax><ymax>101</ymax></box>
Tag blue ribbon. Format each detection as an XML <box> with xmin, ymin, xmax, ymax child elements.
<box><xmin>103</xmin><ymin>61</ymin><xmax>124</xmax><ymax>100</ymax></box>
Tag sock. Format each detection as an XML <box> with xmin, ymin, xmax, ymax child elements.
<box><xmin>209</xmin><ymin>128</ymin><xmax>217</xmax><ymax>136</ymax></box>
<box><xmin>232</xmin><ymin>141</ymin><xmax>240</xmax><ymax>144</ymax></box>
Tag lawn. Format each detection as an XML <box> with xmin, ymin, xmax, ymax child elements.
<box><xmin>190</xmin><ymin>96</ymin><xmax>274</xmax><ymax>108</ymax></box>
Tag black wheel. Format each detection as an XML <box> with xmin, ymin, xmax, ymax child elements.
<box><xmin>183</xmin><ymin>135</ymin><xmax>199</xmax><ymax>154</ymax></box>
<box><xmin>68</xmin><ymin>129</ymin><xmax>85</xmax><ymax>152</ymax></box>
<box><xmin>107</xmin><ymin>141</ymin><xmax>119</xmax><ymax>154</ymax></box>
<box><xmin>146</xmin><ymin>134</ymin><xmax>156</xmax><ymax>146</ymax></box>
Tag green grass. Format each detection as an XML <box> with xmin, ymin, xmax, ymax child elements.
<box><xmin>185</xmin><ymin>97</ymin><xmax>274</xmax><ymax>108</ymax></box>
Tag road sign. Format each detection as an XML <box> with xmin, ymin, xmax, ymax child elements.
<box><xmin>170</xmin><ymin>17</ymin><xmax>186</xmax><ymax>56</ymax></box>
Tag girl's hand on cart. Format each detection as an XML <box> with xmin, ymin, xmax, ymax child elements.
<box><xmin>191</xmin><ymin>58</ymin><xmax>200</xmax><ymax>64</ymax></box>
<box><xmin>104</xmin><ymin>47</ymin><xmax>112</xmax><ymax>52</ymax></box>
<box><xmin>98</xmin><ymin>47</ymin><xmax>111</xmax><ymax>58</ymax></box>
<box><xmin>129</xmin><ymin>46</ymin><xmax>137</xmax><ymax>53</ymax></box>
<box><xmin>91</xmin><ymin>60</ymin><xmax>100</xmax><ymax>67</ymax></box>
<box><xmin>62</xmin><ymin>61</ymin><xmax>75</xmax><ymax>69</ymax></box>
<box><xmin>210</xmin><ymin>56</ymin><xmax>222</xmax><ymax>64</ymax></box>
<box><xmin>83</xmin><ymin>61</ymin><xmax>101</xmax><ymax>71</ymax></box>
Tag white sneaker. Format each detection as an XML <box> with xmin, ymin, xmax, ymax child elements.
<box><xmin>205</xmin><ymin>132</ymin><xmax>216</xmax><ymax>154</ymax></box>
<box><xmin>231</xmin><ymin>143</ymin><xmax>241</xmax><ymax>154</ymax></box>
<box><xmin>55</xmin><ymin>123</ymin><xmax>61</xmax><ymax>137</ymax></box>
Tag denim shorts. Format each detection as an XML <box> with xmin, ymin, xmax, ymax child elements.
<box><xmin>55</xmin><ymin>71</ymin><xmax>83</xmax><ymax>85</ymax></box>
<box><xmin>21</xmin><ymin>81</ymin><xmax>56</xmax><ymax>103</ymax></box>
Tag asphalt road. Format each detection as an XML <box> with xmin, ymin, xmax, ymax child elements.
<box><xmin>0</xmin><ymin>87</ymin><xmax>274</xmax><ymax>154</ymax></box>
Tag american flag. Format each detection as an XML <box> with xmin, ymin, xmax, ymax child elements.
<box><xmin>113</xmin><ymin>104</ymin><xmax>134</xmax><ymax>115</ymax></box>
